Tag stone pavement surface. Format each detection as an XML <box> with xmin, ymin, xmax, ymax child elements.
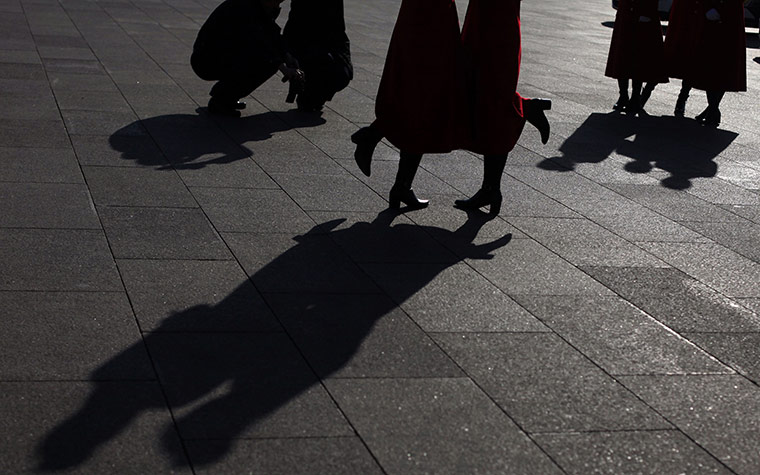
<box><xmin>1</xmin><ymin>0</ymin><xmax>760</xmax><ymax>472</ymax></box>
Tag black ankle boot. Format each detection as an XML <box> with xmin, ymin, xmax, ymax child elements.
<box><xmin>389</xmin><ymin>186</ymin><xmax>429</xmax><ymax>210</ymax></box>
<box><xmin>524</xmin><ymin>98</ymin><xmax>552</xmax><ymax>145</ymax></box>
<box><xmin>351</xmin><ymin>126</ymin><xmax>383</xmax><ymax>177</ymax></box>
<box><xmin>454</xmin><ymin>187</ymin><xmax>503</xmax><ymax>215</ymax></box>
<box><xmin>389</xmin><ymin>152</ymin><xmax>428</xmax><ymax>210</ymax></box>
<box><xmin>613</xmin><ymin>93</ymin><xmax>629</xmax><ymax>111</ymax></box>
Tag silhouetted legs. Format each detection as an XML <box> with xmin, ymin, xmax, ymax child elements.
<box><xmin>454</xmin><ymin>154</ymin><xmax>507</xmax><ymax>216</ymax></box>
<box><xmin>639</xmin><ymin>81</ymin><xmax>657</xmax><ymax>111</ymax></box>
<box><xmin>614</xmin><ymin>78</ymin><xmax>645</xmax><ymax>115</ymax></box>
<box><xmin>523</xmin><ymin>98</ymin><xmax>552</xmax><ymax>144</ymax></box>
<box><xmin>674</xmin><ymin>81</ymin><xmax>691</xmax><ymax>117</ymax></box>
<box><xmin>351</xmin><ymin>122</ymin><xmax>383</xmax><ymax>176</ymax></box>
<box><xmin>389</xmin><ymin>151</ymin><xmax>428</xmax><ymax>210</ymax></box>
<box><xmin>696</xmin><ymin>90</ymin><xmax>725</xmax><ymax>128</ymax></box>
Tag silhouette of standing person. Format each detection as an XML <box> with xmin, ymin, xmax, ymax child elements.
<box><xmin>283</xmin><ymin>0</ymin><xmax>353</xmax><ymax>112</ymax></box>
<box><xmin>191</xmin><ymin>0</ymin><xmax>304</xmax><ymax>117</ymax></box>
<box><xmin>665</xmin><ymin>0</ymin><xmax>746</xmax><ymax>126</ymax></box>
<box><xmin>350</xmin><ymin>0</ymin><xmax>469</xmax><ymax>210</ymax></box>
<box><xmin>605</xmin><ymin>0</ymin><xmax>668</xmax><ymax>115</ymax></box>
<box><xmin>454</xmin><ymin>0</ymin><xmax>551</xmax><ymax>215</ymax></box>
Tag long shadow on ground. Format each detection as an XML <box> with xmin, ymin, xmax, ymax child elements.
<box><xmin>539</xmin><ymin>112</ymin><xmax>738</xmax><ymax>190</ymax></box>
<box><xmin>109</xmin><ymin>109</ymin><xmax>326</xmax><ymax>170</ymax></box>
<box><xmin>36</xmin><ymin>210</ymin><xmax>512</xmax><ymax>470</ymax></box>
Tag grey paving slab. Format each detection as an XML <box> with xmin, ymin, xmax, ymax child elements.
<box><xmin>0</xmin><ymin>61</ymin><xmax>46</xmax><ymax>80</ymax></box>
<box><xmin>0</xmin><ymin>118</ymin><xmax>70</xmax><ymax>148</ymax></box>
<box><xmin>99</xmin><ymin>207</ymin><xmax>230</xmax><ymax>260</ymax></box>
<box><xmin>48</xmin><ymin>71</ymin><xmax>120</xmax><ymax>92</ymax></box>
<box><xmin>719</xmin><ymin>204</ymin><xmax>760</xmax><ymax>224</ymax></box>
<box><xmin>619</xmin><ymin>375</ymin><xmax>760</xmax><ymax>474</ymax></box>
<box><xmin>1</xmin><ymin>92</ymin><xmax>61</xmax><ymax>121</ymax></box>
<box><xmin>0</xmin><ymin>382</ymin><xmax>189</xmax><ymax>474</ymax></box>
<box><xmin>175</xmin><ymin>156</ymin><xmax>278</xmax><ymax>188</ymax></box>
<box><xmin>514</xmin><ymin>295</ymin><xmax>730</xmax><ymax>375</ymax></box>
<box><xmin>509</xmin><ymin>217</ymin><xmax>667</xmax><ymax>267</ymax></box>
<box><xmin>581</xmin><ymin>266</ymin><xmax>760</xmax><ymax>332</ymax></box>
<box><xmin>118</xmin><ymin>259</ymin><xmax>279</xmax><ymax>332</ymax></box>
<box><xmin>222</xmin><ymin>231</ymin><xmax>380</xmax><ymax>293</ymax></box>
<box><xmin>609</xmin><ymin>184</ymin><xmax>748</xmax><ymax>222</ymax></box>
<box><xmin>434</xmin><ymin>332</ymin><xmax>671</xmax><ymax>432</ymax></box>
<box><xmin>61</xmin><ymin>109</ymin><xmax>142</xmax><ymax>136</ymax></box>
<box><xmin>145</xmin><ymin>332</ymin><xmax>353</xmax><ymax>440</ymax></box>
<box><xmin>342</xmin><ymin>158</ymin><xmax>460</xmax><ymax>199</ymax></box>
<box><xmin>191</xmin><ymin>187</ymin><xmax>313</xmax><ymax>234</ymax></box>
<box><xmin>82</xmin><ymin>166</ymin><xmax>196</xmax><ymax>208</ymax></box>
<box><xmin>465</xmin><ymin>237</ymin><xmax>615</xmax><ymax>296</ymax></box>
<box><xmin>326</xmin><ymin>378</ymin><xmax>562</xmax><ymax>474</ymax></box>
<box><xmin>71</xmin><ymin>133</ymin><xmax>168</xmax><ymax>167</ymax></box>
<box><xmin>533</xmin><ymin>431</ymin><xmax>730</xmax><ymax>475</ymax></box>
<box><xmin>680</xmin><ymin>220</ymin><xmax>760</xmax><ymax>263</ymax></box>
<box><xmin>361</xmin><ymin>262</ymin><xmax>548</xmax><ymax>332</ymax></box>
<box><xmin>271</xmin><ymin>172</ymin><xmax>388</xmax><ymax>212</ymax></box>
<box><xmin>187</xmin><ymin>437</ymin><xmax>383</xmax><ymax>475</ymax></box>
<box><xmin>54</xmin><ymin>89</ymin><xmax>132</xmax><ymax>112</ymax></box>
<box><xmin>0</xmin><ymin>291</ymin><xmax>154</xmax><ymax>379</ymax></box>
<box><xmin>0</xmin><ymin>146</ymin><xmax>82</xmax><ymax>183</ymax></box>
<box><xmin>0</xmin><ymin>228</ymin><xmax>121</xmax><ymax>291</ymax></box>
<box><xmin>267</xmin><ymin>293</ymin><xmax>463</xmax><ymax>378</ymax></box>
<box><xmin>640</xmin><ymin>242</ymin><xmax>760</xmax><ymax>298</ymax></box>
<box><xmin>42</xmin><ymin>57</ymin><xmax>104</xmax><ymax>75</ymax></box>
<box><xmin>685</xmin><ymin>333</ymin><xmax>760</xmax><ymax>385</ymax></box>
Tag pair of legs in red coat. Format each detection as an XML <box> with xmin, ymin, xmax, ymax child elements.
<box><xmin>352</xmin><ymin>0</ymin><xmax>550</xmax><ymax>215</ymax></box>
<box><xmin>665</xmin><ymin>0</ymin><xmax>746</xmax><ymax>127</ymax></box>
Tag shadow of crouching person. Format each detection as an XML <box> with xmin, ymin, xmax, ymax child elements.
<box><xmin>37</xmin><ymin>211</ymin><xmax>511</xmax><ymax>470</ymax></box>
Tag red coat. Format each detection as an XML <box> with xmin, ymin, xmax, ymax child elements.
<box><xmin>461</xmin><ymin>0</ymin><xmax>524</xmax><ymax>155</ymax></box>
<box><xmin>605</xmin><ymin>0</ymin><xmax>668</xmax><ymax>82</ymax></box>
<box><xmin>374</xmin><ymin>0</ymin><xmax>467</xmax><ymax>154</ymax></box>
<box><xmin>664</xmin><ymin>0</ymin><xmax>746</xmax><ymax>91</ymax></box>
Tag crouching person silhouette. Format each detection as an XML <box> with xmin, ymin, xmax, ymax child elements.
<box><xmin>283</xmin><ymin>0</ymin><xmax>353</xmax><ymax>112</ymax></box>
<box><xmin>191</xmin><ymin>0</ymin><xmax>304</xmax><ymax>117</ymax></box>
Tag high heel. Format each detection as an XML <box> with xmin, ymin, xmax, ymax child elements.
<box><xmin>389</xmin><ymin>186</ymin><xmax>428</xmax><ymax>210</ymax></box>
<box><xmin>454</xmin><ymin>188</ymin><xmax>503</xmax><ymax>216</ymax></box>
<box><xmin>524</xmin><ymin>98</ymin><xmax>552</xmax><ymax>145</ymax></box>
<box><xmin>351</xmin><ymin>126</ymin><xmax>382</xmax><ymax>177</ymax></box>
<box><xmin>613</xmin><ymin>94</ymin><xmax>629</xmax><ymax>111</ymax></box>
<box><xmin>698</xmin><ymin>107</ymin><xmax>720</xmax><ymax>128</ymax></box>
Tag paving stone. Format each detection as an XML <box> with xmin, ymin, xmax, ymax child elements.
<box><xmin>99</xmin><ymin>207</ymin><xmax>230</xmax><ymax>260</ymax></box>
<box><xmin>509</xmin><ymin>217</ymin><xmax>667</xmax><ymax>267</ymax></box>
<box><xmin>61</xmin><ymin>109</ymin><xmax>143</xmax><ymax>136</ymax></box>
<box><xmin>640</xmin><ymin>242</ymin><xmax>760</xmax><ymax>298</ymax></box>
<box><xmin>465</xmin><ymin>237</ymin><xmax>614</xmax><ymax>296</ymax></box>
<box><xmin>271</xmin><ymin>172</ymin><xmax>388</xmax><ymax>212</ymax></box>
<box><xmin>533</xmin><ymin>431</ymin><xmax>730</xmax><ymax>474</ymax></box>
<box><xmin>0</xmin><ymin>291</ymin><xmax>154</xmax><ymax>379</ymax></box>
<box><xmin>680</xmin><ymin>220</ymin><xmax>760</xmax><ymax>263</ymax></box>
<box><xmin>175</xmin><ymin>157</ymin><xmax>278</xmax><ymax>188</ymax></box>
<box><xmin>145</xmin><ymin>332</ymin><xmax>352</xmax><ymax>440</ymax></box>
<box><xmin>0</xmin><ymin>228</ymin><xmax>121</xmax><ymax>291</ymax></box>
<box><xmin>0</xmin><ymin>382</ymin><xmax>189</xmax><ymax>473</ymax></box>
<box><xmin>514</xmin><ymin>295</ymin><xmax>730</xmax><ymax>375</ymax></box>
<box><xmin>187</xmin><ymin>437</ymin><xmax>383</xmax><ymax>474</ymax></box>
<box><xmin>42</xmin><ymin>57</ymin><xmax>104</xmax><ymax>75</ymax></box>
<box><xmin>326</xmin><ymin>378</ymin><xmax>562</xmax><ymax>474</ymax></box>
<box><xmin>0</xmin><ymin>118</ymin><xmax>70</xmax><ymax>148</ymax></box>
<box><xmin>0</xmin><ymin>146</ymin><xmax>82</xmax><ymax>183</ymax></box>
<box><xmin>48</xmin><ymin>71</ymin><xmax>120</xmax><ymax>92</ymax></box>
<box><xmin>54</xmin><ymin>89</ymin><xmax>132</xmax><ymax>112</ymax></box>
<box><xmin>581</xmin><ymin>266</ymin><xmax>760</xmax><ymax>332</ymax></box>
<box><xmin>609</xmin><ymin>184</ymin><xmax>747</xmax><ymax>222</ymax></box>
<box><xmin>82</xmin><ymin>166</ymin><xmax>196</xmax><ymax>207</ymax></box>
<box><xmin>267</xmin><ymin>293</ymin><xmax>462</xmax><ymax>378</ymax></box>
<box><xmin>0</xmin><ymin>92</ymin><xmax>61</xmax><ymax>121</ymax></box>
<box><xmin>619</xmin><ymin>375</ymin><xmax>760</xmax><ymax>474</ymax></box>
<box><xmin>0</xmin><ymin>61</ymin><xmax>46</xmax><ymax>80</ymax></box>
<box><xmin>118</xmin><ymin>259</ymin><xmax>279</xmax><ymax>332</ymax></box>
<box><xmin>72</xmin><ymin>134</ymin><xmax>168</xmax><ymax>167</ymax></box>
<box><xmin>685</xmin><ymin>333</ymin><xmax>760</xmax><ymax>385</ymax></box>
<box><xmin>222</xmin><ymin>231</ymin><xmax>380</xmax><ymax>293</ymax></box>
<box><xmin>191</xmin><ymin>187</ymin><xmax>314</xmax><ymax>233</ymax></box>
<box><xmin>362</xmin><ymin>262</ymin><xmax>547</xmax><ymax>332</ymax></box>
<box><xmin>720</xmin><ymin>204</ymin><xmax>760</xmax><ymax>223</ymax></box>
<box><xmin>433</xmin><ymin>333</ymin><xmax>670</xmax><ymax>432</ymax></box>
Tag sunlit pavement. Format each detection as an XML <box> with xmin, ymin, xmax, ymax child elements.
<box><xmin>1</xmin><ymin>0</ymin><xmax>760</xmax><ymax>472</ymax></box>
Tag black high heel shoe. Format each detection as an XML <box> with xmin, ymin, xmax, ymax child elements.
<box><xmin>697</xmin><ymin>107</ymin><xmax>721</xmax><ymax>128</ymax></box>
<box><xmin>613</xmin><ymin>94</ymin><xmax>629</xmax><ymax>111</ymax></box>
<box><xmin>351</xmin><ymin>127</ymin><xmax>382</xmax><ymax>177</ymax></box>
<box><xmin>524</xmin><ymin>99</ymin><xmax>552</xmax><ymax>145</ymax></box>
<box><xmin>389</xmin><ymin>186</ymin><xmax>429</xmax><ymax>210</ymax></box>
<box><xmin>454</xmin><ymin>188</ymin><xmax>503</xmax><ymax>216</ymax></box>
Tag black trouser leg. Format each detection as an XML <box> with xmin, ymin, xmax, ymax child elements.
<box><xmin>614</xmin><ymin>79</ymin><xmax>629</xmax><ymax>110</ymax></box>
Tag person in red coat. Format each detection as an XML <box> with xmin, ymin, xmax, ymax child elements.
<box><xmin>605</xmin><ymin>0</ymin><xmax>668</xmax><ymax>115</ymax></box>
<box><xmin>665</xmin><ymin>0</ymin><xmax>746</xmax><ymax>126</ymax></box>
<box><xmin>453</xmin><ymin>0</ymin><xmax>551</xmax><ymax>215</ymax></box>
<box><xmin>351</xmin><ymin>0</ymin><xmax>467</xmax><ymax>210</ymax></box>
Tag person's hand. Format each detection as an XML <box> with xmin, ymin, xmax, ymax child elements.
<box><xmin>638</xmin><ymin>15</ymin><xmax>652</xmax><ymax>22</ymax></box>
<box><xmin>279</xmin><ymin>64</ymin><xmax>305</xmax><ymax>85</ymax></box>
<box><xmin>706</xmin><ymin>8</ymin><xmax>721</xmax><ymax>21</ymax></box>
